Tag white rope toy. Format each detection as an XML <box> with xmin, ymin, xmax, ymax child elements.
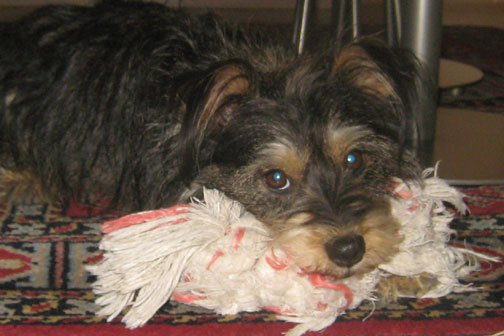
<box><xmin>87</xmin><ymin>169</ymin><xmax>497</xmax><ymax>336</ymax></box>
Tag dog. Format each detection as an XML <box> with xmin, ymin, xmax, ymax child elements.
<box><xmin>0</xmin><ymin>0</ymin><xmax>433</xmax><ymax>301</ymax></box>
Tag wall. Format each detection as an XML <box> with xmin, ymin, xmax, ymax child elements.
<box><xmin>0</xmin><ymin>0</ymin><xmax>503</xmax><ymax>27</ymax></box>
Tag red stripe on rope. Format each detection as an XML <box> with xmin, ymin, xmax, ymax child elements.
<box><xmin>308</xmin><ymin>273</ymin><xmax>353</xmax><ymax>312</ymax></box>
<box><xmin>101</xmin><ymin>204</ymin><xmax>191</xmax><ymax>233</ymax></box>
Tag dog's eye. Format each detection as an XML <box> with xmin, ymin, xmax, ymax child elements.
<box><xmin>345</xmin><ymin>151</ymin><xmax>363</xmax><ymax>170</ymax></box>
<box><xmin>265</xmin><ymin>170</ymin><xmax>291</xmax><ymax>191</ymax></box>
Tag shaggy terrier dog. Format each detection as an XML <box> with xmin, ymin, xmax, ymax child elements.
<box><xmin>0</xmin><ymin>0</ymin><xmax>431</xmax><ymax>299</ymax></box>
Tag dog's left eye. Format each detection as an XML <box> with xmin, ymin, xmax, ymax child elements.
<box><xmin>265</xmin><ymin>170</ymin><xmax>291</xmax><ymax>191</ymax></box>
<box><xmin>345</xmin><ymin>151</ymin><xmax>363</xmax><ymax>170</ymax></box>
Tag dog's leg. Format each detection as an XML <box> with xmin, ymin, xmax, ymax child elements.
<box><xmin>377</xmin><ymin>273</ymin><xmax>439</xmax><ymax>303</ymax></box>
<box><xmin>0</xmin><ymin>168</ymin><xmax>49</xmax><ymax>203</ymax></box>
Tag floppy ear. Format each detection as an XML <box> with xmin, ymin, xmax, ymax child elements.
<box><xmin>331</xmin><ymin>44</ymin><xmax>397</xmax><ymax>99</ymax></box>
<box><xmin>331</xmin><ymin>42</ymin><xmax>423</xmax><ymax>152</ymax></box>
<box><xmin>178</xmin><ymin>61</ymin><xmax>253</xmax><ymax>183</ymax></box>
<box><xmin>197</xmin><ymin>64</ymin><xmax>251</xmax><ymax>133</ymax></box>
<box><xmin>181</xmin><ymin>61</ymin><xmax>252</xmax><ymax>135</ymax></box>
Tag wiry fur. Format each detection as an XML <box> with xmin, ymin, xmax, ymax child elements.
<box><xmin>0</xmin><ymin>0</ymin><xmax>425</xmax><ymax>290</ymax></box>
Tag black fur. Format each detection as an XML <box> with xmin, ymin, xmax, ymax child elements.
<box><xmin>1</xmin><ymin>0</ymin><xmax>423</xmax><ymax>277</ymax></box>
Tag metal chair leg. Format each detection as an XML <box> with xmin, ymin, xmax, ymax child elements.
<box><xmin>396</xmin><ymin>0</ymin><xmax>443</xmax><ymax>166</ymax></box>
<box><xmin>385</xmin><ymin>0</ymin><xmax>401</xmax><ymax>46</ymax></box>
<box><xmin>331</xmin><ymin>0</ymin><xmax>361</xmax><ymax>50</ymax></box>
<box><xmin>292</xmin><ymin>0</ymin><xmax>312</xmax><ymax>55</ymax></box>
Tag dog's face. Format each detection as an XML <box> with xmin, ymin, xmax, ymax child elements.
<box><xmin>180</xmin><ymin>43</ymin><xmax>420</xmax><ymax>279</ymax></box>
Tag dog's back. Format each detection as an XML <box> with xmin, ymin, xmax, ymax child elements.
<box><xmin>0</xmin><ymin>1</ymin><xmax>285</xmax><ymax>209</ymax></box>
<box><xmin>0</xmin><ymin>1</ymin><xmax>421</xmax><ymax>212</ymax></box>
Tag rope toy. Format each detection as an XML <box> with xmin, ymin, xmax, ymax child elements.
<box><xmin>87</xmin><ymin>169</ymin><xmax>497</xmax><ymax>336</ymax></box>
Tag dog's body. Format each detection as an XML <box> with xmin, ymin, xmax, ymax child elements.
<box><xmin>0</xmin><ymin>0</ymin><xmax>429</xmax><ymax>297</ymax></box>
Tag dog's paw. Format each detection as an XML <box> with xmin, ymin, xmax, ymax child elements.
<box><xmin>0</xmin><ymin>168</ymin><xmax>48</xmax><ymax>204</ymax></box>
<box><xmin>377</xmin><ymin>273</ymin><xmax>439</xmax><ymax>303</ymax></box>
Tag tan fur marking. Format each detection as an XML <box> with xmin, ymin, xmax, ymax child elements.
<box><xmin>260</xmin><ymin>142</ymin><xmax>309</xmax><ymax>184</ymax></box>
<box><xmin>377</xmin><ymin>273</ymin><xmax>439</xmax><ymax>303</ymax></box>
<box><xmin>274</xmin><ymin>225</ymin><xmax>334</xmax><ymax>274</ymax></box>
<box><xmin>358</xmin><ymin>207</ymin><xmax>403</xmax><ymax>273</ymax></box>
<box><xmin>272</xmin><ymin>203</ymin><xmax>401</xmax><ymax>279</ymax></box>
<box><xmin>325</xmin><ymin>124</ymin><xmax>371</xmax><ymax>163</ymax></box>
<box><xmin>0</xmin><ymin>168</ymin><xmax>50</xmax><ymax>202</ymax></box>
<box><xmin>269</xmin><ymin>212</ymin><xmax>315</xmax><ymax>233</ymax></box>
<box><xmin>199</xmin><ymin>65</ymin><xmax>250</xmax><ymax>131</ymax></box>
<box><xmin>5</xmin><ymin>92</ymin><xmax>16</xmax><ymax>106</ymax></box>
<box><xmin>332</xmin><ymin>45</ymin><xmax>396</xmax><ymax>98</ymax></box>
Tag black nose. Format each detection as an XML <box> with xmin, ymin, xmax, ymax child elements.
<box><xmin>325</xmin><ymin>235</ymin><xmax>366</xmax><ymax>267</ymax></box>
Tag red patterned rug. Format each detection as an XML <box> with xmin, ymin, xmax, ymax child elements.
<box><xmin>1</xmin><ymin>184</ymin><xmax>503</xmax><ymax>336</ymax></box>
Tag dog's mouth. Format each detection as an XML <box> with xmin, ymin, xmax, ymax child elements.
<box><xmin>275</xmin><ymin>243</ymin><xmax>379</xmax><ymax>280</ymax></box>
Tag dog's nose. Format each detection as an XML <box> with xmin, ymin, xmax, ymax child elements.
<box><xmin>325</xmin><ymin>235</ymin><xmax>365</xmax><ymax>268</ymax></box>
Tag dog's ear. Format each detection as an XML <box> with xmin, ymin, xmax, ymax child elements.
<box><xmin>182</xmin><ymin>61</ymin><xmax>252</xmax><ymax>135</ymax></box>
<box><xmin>331</xmin><ymin>44</ymin><xmax>397</xmax><ymax>99</ymax></box>
<box><xmin>331</xmin><ymin>42</ymin><xmax>423</xmax><ymax>154</ymax></box>
<box><xmin>178</xmin><ymin>61</ymin><xmax>253</xmax><ymax>184</ymax></box>
<box><xmin>197</xmin><ymin>64</ymin><xmax>251</xmax><ymax>133</ymax></box>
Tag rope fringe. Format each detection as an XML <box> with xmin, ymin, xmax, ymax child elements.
<box><xmin>87</xmin><ymin>170</ymin><xmax>498</xmax><ymax>335</ymax></box>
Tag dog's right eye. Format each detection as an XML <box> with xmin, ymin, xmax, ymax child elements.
<box><xmin>344</xmin><ymin>151</ymin><xmax>363</xmax><ymax>171</ymax></box>
<box><xmin>265</xmin><ymin>170</ymin><xmax>291</xmax><ymax>191</ymax></box>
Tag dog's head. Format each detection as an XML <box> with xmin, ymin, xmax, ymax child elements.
<box><xmin>179</xmin><ymin>41</ymin><xmax>421</xmax><ymax>279</ymax></box>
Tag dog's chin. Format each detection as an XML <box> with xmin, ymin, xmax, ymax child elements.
<box><xmin>288</xmin><ymin>249</ymin><xmax>385</xmax><ymax>280</ymax></box>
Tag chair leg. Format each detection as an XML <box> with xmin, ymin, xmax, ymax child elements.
<box><xmin>396</xmin><ymin>0</ymin><xmax>443</xmax><ymax>166</ymax></box>
<box><xmin>385</xmin><ymin>0</ymin><xmax>401</xmax><ymax>46</ymax></box>
<box><xmin>331</xmin><ymin>0</ymin><xmax>361</xmax><ymax>51</ymax></box>
<box><xmin>292</xmin><ymin>0</ymin><xmax>313</xmax><ymax>55</ymax></box>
